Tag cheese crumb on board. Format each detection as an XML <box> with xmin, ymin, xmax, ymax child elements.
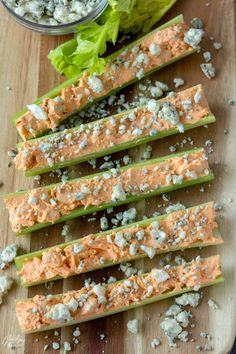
<box><xmin>127</xmin><ymin>319</ymin><xmax>138</xmax><ymax>334</ymax></box>
<box><xmin>0</xmin><ymin>276</ymin><xmax>13</xmax><ymax>304</ymax></box>
<box><xmin>0</xmin><ymin>244</ymin><xmax>18</xmax><ymax>269</ymax></box>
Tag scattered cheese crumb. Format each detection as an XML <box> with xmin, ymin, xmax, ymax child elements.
<box><xmin>203</xmin><ymin>51</ymin><xmax>211</xmax><ymax>62</ymax></box>
<box><xmin>151</xmin><ymin>269</ymin><xmax>170</xmax><ymax>283</ymax></box>
<box><xmin>207</xmin><ymin>299</ymin><xmax>219</xmax><ymax>310</ymax></box>
<box><xmin>200</xmin><ymin>63</ymin><xmax>216</xmax><ymax>79</ymax></box>
<box><xmin>127</xmin><ymin>319</ymin><xmax>138</xmax><ymax>334</ymax></box>
<box><xmin>150</xmin><ymin>338</ymin><xmax>161</xmax><ymax>348</ymax></box>
<box><xmin>173</xmin><ymin>78</ymin><xmax>185</xmax><ymax>88</ymax></box>
<box><xmin>0</xmin><ymin>276</ymin><xmax>13</xmax><ymax>304</ymax></box>
<box><xmin>175</xmin><ymin>293</ymin><xmax>200</xmax><ymax>307</ymax></box>
<box><xmin>184</xmin><ymin>28</ymin><xmax>204</xmax><ymax>48</ymax></box>
<box><xmin>213</xmin><ymin>41</ymin><xmax>222</xmax><ymax>50</ymax></box>
<box><xmin>0</xmin><ymin>244</ymin><xmax>18</xmax><ymax>269</ymax></box>
<box><xmin>52</xmin><ymin>342</ymin><xmax>60</xmax><ymax>350</ymax></box>
<box><xmin>190</xmin><ymin>17</ymin><xmax>204</xmax><ymax>29</ymax></box>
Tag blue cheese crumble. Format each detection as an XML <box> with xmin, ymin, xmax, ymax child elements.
<box><xmin>4</xmin><ymin>0</ymin><xmax>101</xmax><ymax>25</ymax></box>
<box><xmin>127</xmin><ymin>319</ymin><xmax>138</xmax><ymax>334</ymax></box>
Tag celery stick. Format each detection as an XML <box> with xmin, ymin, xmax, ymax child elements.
<box><xmin>15</xmin><ymin>84</ymin><xmax>216</xmax><ymax>176</ymax></box>
<box><xmin>5</xmin><ymin>148</ymin><xmax>214</xmax><ymax>236</ymax></box>
<box><xmin>15</xmin><ymin>255</ymin><xmax>224</xmax><ymax>334</ymax></box>
<box><xmin>15</xmin><ymin>202</ymin><xmax>223</xmax><ymax>287</ymax></box>
<box><xmin>12</xmin><ymin>15</ymin><xmax>184</xmax><ymax>124</ymax></box>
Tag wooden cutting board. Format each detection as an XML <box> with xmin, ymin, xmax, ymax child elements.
<box><xmin>0</xmin><ymin>0</ymin><xmax>235</xmax><ymax>353</ymax></box>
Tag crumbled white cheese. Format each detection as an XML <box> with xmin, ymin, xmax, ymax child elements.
<box><xmin>213</xmin><ymin>41</ymin><xmax>222</xmax><ymax>50</ymax></box>
<box><xmin>52</xmin><ymin>342</ymin><xmax>60</xmax><ymax>350</ymax></box>
<box><xmin>0</xmin><ymin>244</ymin><xmax>18</xmax><ymax>269</ymax></box>
<box><xmin>165</xmin><ymin>304</ymin><xmax>182</xmax><ymax>316</ymax></box>
<box><xmin>190</xmin><ymin>17</ymin><xmax>204</xmax><ymax>29</ymax></box>
<box><xmin>129</xmin><ymin>244</ymin><xmax>138</xmax><ymax>256</ymax></box>
<box><xmin>203</xmin><ymin>51</ymin><xmax>211</xmax><ymax>62</ymax></box>
<box><xmin>66</xmin><ymin>297</ymin><xmax>79</xmax><ymax>312</ymax></box>
<box><xmin>73</xmin><ymin>244</ymin><xmax>84</xmax><ymax>254</ymax></box>
<box><xmin>63</xmin><ymin>341</ymin><xmax>71</xmax><ymax>352</ymax></box>
<box><xmin>121</xmin><ymin>208</ymin><xmax>137</xmax><ymax>225</ymax></box>
<box><xmin>87</xmin><ymin>75</ymin><xmax>104</xmax><ymax>93</ymax></box>
<box><xmin>165</xmin><ymin>203</ymin><xmax>186</xmax><ymax>214</ymax></box>
<box><xmin>172</xmin><ymin>175</ymin><xmax>183</xmax><ymax>185</ymax></box>
<box><xmin>7</xmin><ymin>149</ymin><xmax>17</xmax><ymax>158</ymax></box>
<box><xmin>140</xmin><ymin>245</ymin><xmax>156</xmax><ymax>259</ymax></box>
<box><xmin>136</xmin><ymin>230</ymin><xmax>144</xmax><ymax>240</ymax></box>
<box><xmin>73</xmin><ymin>327</ymin><xmax>81</xmax><ymax>337</ymax></box>
<box><xmin>175</xmin><ymin>293</ymin><xmax>200</xmax><ymax>307</ymax></box>
<box><xmin>61</xmin><ymin>224</ymin><xmax>70</xmax><ymax>237</ymax></box>
<box><xmin>149</xmin><ymin>43</ymin><xmax>161</xmax><ymax>56</ymax></box>
<box><xmin>0</xmin><ymin>276</ymin><xmax>13</xmax><ymax>304</ymax></box>
<box><xmin>200</xmin><ymin>63</ymin><xmax>216</xmax><ymax>79</ymax></box>
<box><xmin>127</xmin><ymin>319</ymin><xmax>138</xmax><ymax>334</ymax></box>
<box><xmin>111</xmin><ymin>184</ymin><xmax>126</xmax><ymax>202</ymax></box>
<box><xmin>142</xmin><ymin>145</ymin><xmax>152</xmax><ymax>160</ymax></box>
<box><xmin>159</xmin><ymin>102</ymin><xmax>180</xmax><ymax>125</ymax></box>
<box><xmin>173</xmin><ymin>78</ymin><xmax>185</xmax><ymax>88</ymax></box>
<box><xmin>178</xmin><ymin>330</ymin><xmax>189</xmax><ymax>342</ymax></box>
<box><xmin>160</xmin><ymin>318</ymin><xmax>182</xmax><ymax>344</ymax></box>
<box><xmin>114</xmin><ymin>231</ymin><xmax>127</xmax><ymax>249</ymax></box>
<box><xmin>45</xmin><ymin>303</ymin><xmax>72</xmax><ymax>323</ymax></box>
<box><xmin>150</xmin><ymin>338</ymin><xmax>161</xmax><ymax>348</ymax></box>
<box><xmin>155</xmin><ymin>81</ymin><xmax>169</xmax><ymax>91</ymax></box>
<box><xmin>194</xmin><ymin>89</ymin><xmax>202</xmax><ymax>103</ymax></box>
<box><xmin>147</xmin><ymin>99</ymin><xmax>160</xmax><ymax>114</ymax></box>
<box><xmin>93</xmin><ymin>284</ymin><xmax>106</xmax><ymax>304</ymax></box>
<box><xmin>27</xmin><ymin>103</ymin><xmax>48</xmax><ymax>122</ymax></box>
<box><xmin>150</xmin><ymin>86</ymin><xmax>163</xmax><ymax>98</ymax></box>
<box><xmin>184</xmin><ymin>28</ymin><xmax>204</xmax><ymax>48</ymax></box>
<box><xmin>28</xmin><ymin>196</ymin><xmax>38</xmax><ymax>205</ymax></box>
<box><xmin>6</xmin><ymin>0</ymin><xmax>101</xmax><ymax>25</ymax></box>
<box><xmin>151</xmin><ymin>269</ymin><xmax>170</xmax><ymax>283</ymax></box>
<box><xmin>207</xmin><ymin>299</ymin><xmax>219</xmax><ymax>310</ymax></box>
<box><xmin>107</xmin><ymin>276</ymin><xmax>117</xmax><ymax>284</ymax></box>
<box><xmin>100</xmin><ymin>216</ymin><xmax>108</xmax><ymax>231</ymax></box>
<box><xmin>176</xmin><ymin>310</ymin><xmax>191</xmax><ymax>328</ymax></box>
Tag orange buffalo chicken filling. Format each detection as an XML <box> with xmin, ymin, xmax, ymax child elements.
<box><xmin>5</xmin><ymin>150</ymin><xmax>210</xmax><ymax>233</ymax></box>
<box><xmin>15</xmin><ymin>23</ymin><xmax>194</xmax><ymax>141</ymax></box>
<box><xmin>14</xmin><ymin>86</ymin><xmax>210</xmax><ymax>172</ymax></box>
<box><xmin>17</xmin><ymin>203</ymin><xmax>222</xmax><ymax>285</ymax></box>
<box><xmin>16</xmin><ymin>256</ymin><xmax>222</xmax><ymax>332</ymax></box>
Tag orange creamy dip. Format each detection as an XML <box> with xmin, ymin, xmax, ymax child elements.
<box><xmin>18</xmin><ymin>203</ymin><xmax>221</xmax><ymax>285</ymax></box>
<box><xmin>14</xmin><ymin>86</ymin><xmax>210</xmax><ymax>172</ymax></box>
<box><xmin>5</xmin><ymin>150</ymin><xmax>210</xmax><ymax>233</ymax></box>
<box><xmin>16</xmin><ymin>256</ymin><xmax>222</xmax><ymax>332</ymax></box>
<box><xmin>15</xmin><ymin>23</ymin><xmax>194</xmax><ymax>141</ymax></box>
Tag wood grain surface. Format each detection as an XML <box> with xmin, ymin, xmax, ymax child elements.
<box><xmin>0</xmin><ymin>0</ymin><xmax>235</xmax><ymax>353</ymax></box>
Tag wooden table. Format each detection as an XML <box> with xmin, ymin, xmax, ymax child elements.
<box><xmin>0</xmin><ymin>0</ymin><xmax>235</xmax><ymax>353</ymax></box>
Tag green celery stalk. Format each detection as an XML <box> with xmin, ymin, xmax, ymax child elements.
<box><xmin>16</xmin><ymin>255</ymin><xmax>224</xmax><ymax>334</ymax></box>
<box><xmin>5</xmin><ymin>148</ymin><xmax>214</xmax><ymax>236</ymax></box>
<box><xmin>13</xmin><ymin>15</ymin><xmax>196</xmax><ymax>140</ymax></box>
<box><xmin>15</xmin><ymin>202</ymin><xmax>223</xmax><ymax>287</ymax></box>
<box><xmin>13</xmin><ymin>14</ymin><xmax>185</xmax><ymax>123</ymax></box>
<box><xmin>16</xmin><ymin>84</ymin><xmax>216</xmax><ymax>176</ymax></box>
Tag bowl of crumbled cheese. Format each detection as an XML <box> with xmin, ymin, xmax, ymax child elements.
<box><xmin>1</xmin><ymin>0</ymin><xmax>108</xmax><ymax>34</ymax></box>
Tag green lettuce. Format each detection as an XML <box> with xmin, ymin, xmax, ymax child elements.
<box><xmin>48</xmin><ymin>0</ymin><xmax>177</xmax><ymax>78</ymax></box>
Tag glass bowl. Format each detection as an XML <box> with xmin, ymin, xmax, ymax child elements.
<box><xmin>1</xmin><ymin>0</ymin><xmax>108</xmax><ymax>35</ymax></box>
